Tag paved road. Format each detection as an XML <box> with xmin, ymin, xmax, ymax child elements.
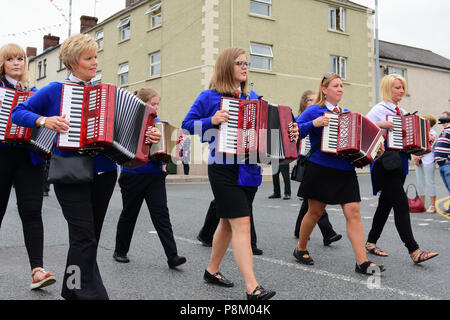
<box><xmin>0</xmin><ymin>171</ymin><xmax>449</xmax><ymax>301</ymax></box>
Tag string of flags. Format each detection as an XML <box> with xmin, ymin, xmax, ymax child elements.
<box><xmin>3</xmin><ymin>0</ymin><xmax>69</xmax><ymax>38</ymax></box>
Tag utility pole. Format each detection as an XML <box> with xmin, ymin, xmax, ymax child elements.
<box><xmin>375</xmin><ymin>0</ymin><xmax>380</xmax><ymax>103</ymax></box>
<box><xmin>68</xmin><ymin>0</ymin><xmax>73</xmax><ymax>37</ymax></box>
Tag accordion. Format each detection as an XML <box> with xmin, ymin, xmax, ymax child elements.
<box><xmin>387</xmin><ymin>114</ymin><xmax>431</xmax><ymax>155</ymax></box>
<box><xmin>299</xmin><ymin>135</ymin><xmax>311</xmax><ymax>156</ymax></box>
<box><xmin>57</xmin><ymin>83</ymin><xmax>157</xmax><ymax>168</ymax></box>
<box><xmin>0</xmin><ymin>87</ymin><xmax>34</xmax><ymax>143</ymax></box>
<box><xmin>321</xmin><ymin>112</ymin><xmax>384</xmax><ymax>168</ymax></box>
<box><xmin>217</xmin><ymin>97</ymin><xmax>298</xmax><ymax>163</ymax></box>
<box><xmin>149</xmin><ymin>121</ymin><xmax>183</xmax><ymax>163</ymax></box>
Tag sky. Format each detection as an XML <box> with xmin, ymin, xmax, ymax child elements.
<box><xmin>1</xmin><ymin>0</ymin><xmax>449</xmax><ymax>59</ymax></box>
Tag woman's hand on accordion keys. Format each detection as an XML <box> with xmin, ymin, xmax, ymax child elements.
<box><xmin>145</xmin><ymin>126</ymin><xmax>162</xmax><ymax>145</ymax></box>
<box><xmin>289</xmin><ymin>122</ymin><xmax>300</xmax><ymax>143</ymax></box>
<box><xmin>313</xmin><ymin>116</ymin><xmax>330</xmax><ymax>127</ymax></box>
<box><xmin>211</xmin><ymin>109</ymin><xmax>229</xmax><ymax>126</ymax></box>
<box><xmin>42</xmin><ymin>115</ymin><xmax>70</xmax><ymax>133</ymax></box>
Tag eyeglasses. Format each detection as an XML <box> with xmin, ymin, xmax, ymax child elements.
<box><xmin>234</xmin><ymin>61</ymin><xmax>251</xmax><ymax>68</ymax></box>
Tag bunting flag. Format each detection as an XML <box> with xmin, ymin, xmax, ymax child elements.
<box><xmin>49</xmin><ymin>0</ymin><xmax>70</xmax><ymax>23</ymax></box>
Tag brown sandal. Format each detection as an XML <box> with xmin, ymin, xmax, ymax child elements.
<box><xmin>365</xmin><ymin>242</ymin><xmax>388</xmax><ymax>257</ymax></box>
<box><xmin>410</xmin><ymin>249</ymin><xmax>439</xmax><ymax>264</ymax></box>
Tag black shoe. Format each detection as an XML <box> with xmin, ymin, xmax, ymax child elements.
<box><xmin>113</xmin><ymin>251</ymin><xmax>130</xmax><ymax>263</ymax></box>
<box><xmin>323</xmin><ymin>233</ymin><xmax>342</xmax><ymax>246</ymax></box>
<box><xmin>168</xmin><ymin>255</ymin><xmax>187</xmax><ymax>269</ymax></box>
<box><xmin>355</xmin><ymin>261</ymin><xmax>386</xmax><ymax>275</ymax></box>
<box><xmin>203</xmin><ymin>270</ymin><xmax>234</xmax><ymax>287</ymax></box>
<box><xmin>247</xmin><ymin>285</ymin><xmax>276</xmax><ymax>300</ymax></box>
<box><xmin>252</xmin><ymin>247</ymin><xmax>263</xmax><ymax>255</ymax></box>
<box><xmin>283</xmin><ymin>194</ymin><xmax>291</xmax><ymax>200</ymax></box>
<box><xmin>197</xmin><ymin>234</ymin><xmax>212</xmax><ymax>247</ymax></box>
<box><xmin>268</xmin><ymin>194</ymin><xmax>281</xmax><ymax>199</ymax></box>
<box><xmin>43</xmin><ymin>191</ymin><xmax>49</xmax><ymax>197</ymax></box>
<box><xmin>293</xmin><ymin>248</ymin><xmax>314</xmax><ymax>265</ymax></box>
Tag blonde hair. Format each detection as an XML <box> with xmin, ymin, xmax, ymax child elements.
<box><xmin>134</xmin><ymin>87</ymin><xmax>160</xmax><ymax>103</ymax></box>
<box><xmin>209</xmin><ymin>47</ymin><xmax>248</xmax><ymax>96</ymax></box>
<box><xmin>298</xmin><ymin>90</ymin><xmax>315</xmax><ymax>115</ymax></box>
<box><xmin>380</xmin><ymin>74</ymin><xmax>407</xmax><ymax>102</ymax></box>
<box><xmin>0</xmin><ymin>43</ymin><xmax>29</xmax><ymax>84</ymax></box>
<box><xmin>60</xmin><ymin>33</ymin><xmax>98</xmax><ymax>72</ymax></box>
<box><xmin>422</xmin><ymin>114</ymin><xmax>437</xmax><ymax>128</ymax></box>
<box><xmin>314</xmin><ymin>73</ymin><xmax>341</xmax><ymax>106</ymax></box>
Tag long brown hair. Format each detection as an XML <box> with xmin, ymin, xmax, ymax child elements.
<box><xmin>298</xmin><ymin>90</ymin><xmax>315</xmax><ymax>115</ymax></box>
<box><xmin>0</xmin><ymin>43</ymin><xmax>29</xmax><ymax>85</ymax></box>
<box><xmin>314</xmin><ymin>72</ymin><xmax>341</xmax><ymax>106</ymax></box>
<box><xmin>209</xmin><ymin>47</ymin><xmax>248</xmax><ymax>96</ymax></box>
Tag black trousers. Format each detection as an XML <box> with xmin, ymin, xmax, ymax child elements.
<box><xmin>272</xmin><ymin>164</ymin><xmax>291</xmax><ymax>196</ymax></box>
<box><xmin>0</xmin><ymin>148</ymin><xmax>44</xmax><ymax>270</ymax></box>
<box><xmin>115</xmin><ymin>171</ymin><xmax>178</xmax><ymax>259</ymax></box>
<box><xmin>367</xmin><ymin>161</ymin><xmax>419</xmax><ymax>253</ymax></box>
<box><xmin>294</xmin><ymin>199</ymin><xmax>337</xmax><ymax>239</ymax></box>
<box><xmin>197</xmin><ymin>199</ymin><xmax>258</xmax><ymax>248</ymax></box>
<box><xmin>54</xmin><ymin>170</ymin><xmax>117</xmax><ymax>300</ymax></box>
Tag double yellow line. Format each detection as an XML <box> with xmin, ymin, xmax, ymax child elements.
<box><xmin>436</xmin><ymin>196</ymin><xmax>450</xmax><ymax>220</ymax></box>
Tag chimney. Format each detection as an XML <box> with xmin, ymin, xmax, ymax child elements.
<box><xmin>43</xmin><ymin>34</ymin><xmax>60</xmax><ymax>50</ymax></box>
<box><xmin>80</xmin><ymin>15</ymin><xmax>98</xmax><ymax>33</ymax></box>
<box><xmin>26</xmin><ymin>47</ymin><xmax>37</xmax><ymax>58</ymax></box>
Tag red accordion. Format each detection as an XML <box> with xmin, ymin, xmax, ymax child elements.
<box><xmin>57</xmin><ymin>83</ymin><xmax>157</xmax><ymax>168</ymax></box>
<box><xmin>0</xmin><ymin>88</ymin><xmax>34</xmax><ymax>142</ymax></box>
<box><xmin>321</xmin><ymin>112</ymin><xmax>384</xmax><ymax>167</ymax></box>
<box><xmin>386</xmin><ymin>114</ymin><xmax>431</xmax><ymax>155</ymax></box>
<box><xmin>217</xmin><ymin>97</ymin><xmax>298</xmax><ymax>163</ymax></box>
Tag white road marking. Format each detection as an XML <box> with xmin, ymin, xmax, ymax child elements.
<box><xmin>148</xmin><ymin>231</ymin><xmax>439</xmax><ymax>300</ymax></box>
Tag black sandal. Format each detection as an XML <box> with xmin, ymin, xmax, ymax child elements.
<box><xmin>293</xmin><ymin>248</ymin><xmax>314</xmax><ymax>265</ymax></box>
<box><xmin>246</xmin><ymin>285</ymin><xmax>276</xmax><ymax>300</ymax></box>
<box><xmin>355</xmin><ymin>261</ymin><xmax>386</xmax><ymax>275</ymax></box>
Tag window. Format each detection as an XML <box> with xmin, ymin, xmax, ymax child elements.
<box><xmin>92</xmin><ymin>71</ymin><xmax>102</xmax><ymax>84</ymax></box>
<box><xmin>250</xmin><ymin>43</ymin><xmax>273</xmax><ymax>71</ymax></box>
<box><xmin>58</xmin><ymin>57</ymin><xmax>66</xmax><ymax>71</ymax></box>
<box><xmin>329</xmin><ymin>7</ymin><xmax>345</xmax><ymax>32</ymax></box>
<box><xmin>117</xmin><ymin>17</ymin><xmax>131</xmax><ymax>41</ymax></box>
<box><xmin>95</xmin><ymin>30</ymin><xmax>104</xmax><ymax>50</ymax></box>
<box><xmin>145</xmin><ymin>2</ymin><xmax>162</xmax><ymax>28</ymax></box>
<box><xmin>387</xmin><ymin>66</ymin><xmax>407</xmax><ymax>79</ymax></box>
<box><xmin>330</xmin><ymin>56</ymin><xmax>347</xmax><ymax>80</ymax></box>
<box><xmin>43</xmin><ymin>59</ymin><xmax>47</xmax><ymax>77</ymax></box>
<box><xmin>250</xmin><ymin>0</ymin><xmax>272</xmax><ymax>17</ymax></box>
<box><xmin>37</xmin><ymin>61</ymin><xmax>42</xmax><ymax>79</ymax></box>
<box><xmin>118</xmin><ymin>63</ymin><xmax>129</xmax><ymax>86</ymax></box>
<box><xmin>149</xmin><ymin>51</ymin><xmax>161</xmax><ymax>77</ymax></box>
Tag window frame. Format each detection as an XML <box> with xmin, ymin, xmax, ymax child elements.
<box><xmin>145</xmin><ymin>2</ymin><xmax>162</xmax><ymax>29</ymax></box>
<box><xmin>117</xmin><ymin>17</ymin><xmax>131</xmax><ymax>41</ymax></box>
<box><xmin>118</xmin><ymin>62</ymin><xmax>129</xmax><ymax>86</ymax></box>
<box><xmin>387</xmin><ymin>66</ymin><xmax>407</xmax><ymax>79</ymax></box>
<box><xmin>149</xmin><ymin>51</ymin><xmax>161</xmax><ymax>77</ymax></box>
<box><xmin>328</xmin><ymin>6</ymin><xmax>345</xmax><ymax>32</ymax></box>
<box><xmin>250</xmin><ymin>0</ymin><xmax>272</xmax><ymax>17</ymax></box>
<box><xmin>250</xmin><ymin>42</ymin><xmax>274</xmax><ymax>71</ymax></box>
<box><xmin>92</xmin><ymin>71</ymin><xmax>102</xmax><ymax>84</ymax></box>
<box><xmin>330</xmin><ymin>55</ymin><xmax>347</xmax><ymax>80</ymax></box>
<box><xmin>95</xmin><ymin>29</ymin><xmax>104</xmax><ymax>50</ymax></box>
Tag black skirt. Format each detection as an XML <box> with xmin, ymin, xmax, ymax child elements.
<box><xmin>208</xmin><ymin>164</ymin><xmax>257</xmax><ymax>219</ymax></box>
<box><xmin>297</xmin><ymin>161</ymin><xmax>360</xmax><ymax>204</ymax></box>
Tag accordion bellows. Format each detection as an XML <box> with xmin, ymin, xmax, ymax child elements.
<box><xmin>57</xmin><ymin>83</ymin><xmax>157</xmax><ymax>168</ymax></box>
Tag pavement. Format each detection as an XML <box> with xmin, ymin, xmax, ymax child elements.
<box><xmin>1</xmin><ymin>165</ymin><xmax>449</xmax><ymax>307</ymax></box>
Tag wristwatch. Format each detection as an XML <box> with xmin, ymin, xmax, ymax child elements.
<box><xmin>39</xmin><ymin>117</ymin><xmax>47</xmax><ymax>128</ymax></box>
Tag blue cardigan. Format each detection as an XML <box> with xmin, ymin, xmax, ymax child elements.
<box><xmin>296</xmin><ymin>104</ymin><xmax>355</xmax><ymax>171</ymax></box>
<box><xmin>0</xmin><ymin>81</ymin><xmax>44</xmax><ymax>165</ymax></box>
<box><xmin>182</xmin><ymin>89</ymin><xmax>260</xmax><ymax>164</ymax></box>
<box><xmin>11</xmin><ymin>81</ymin><xmax>116</xmax><ymax>173</ymax></box>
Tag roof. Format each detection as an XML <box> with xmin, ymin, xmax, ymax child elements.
<box><xmin>28</xmin><ymin>44</ymin><xmax>61</xmax><ymax>62</ymax></box>
<box><xmin>379</xmin><ymin>40</ymin><xmax>450</xmax><ymax>71</ymax></box>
